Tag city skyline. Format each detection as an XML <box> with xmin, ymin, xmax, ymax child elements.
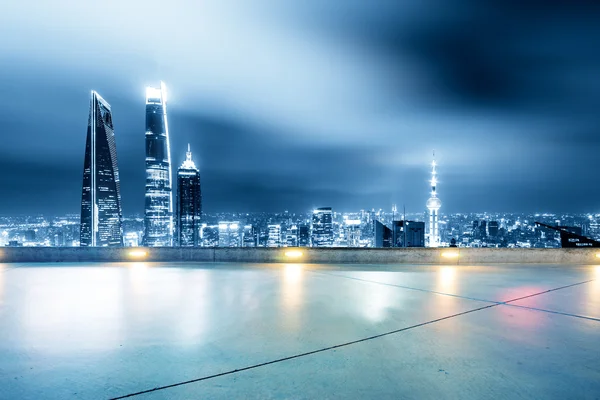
<box><xmin>2</xmin><ymin>2</ymin><xmax>600</xmax><ymax>216</ymax></box>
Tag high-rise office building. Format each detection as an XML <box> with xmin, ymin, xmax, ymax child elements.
<box><xmin>312</xmin><ymin>207</ymin><xmax>334</xmax><ymax>247</ymax></box>
<box><xmin>143</xmin><ymin>82</ymin><xmax>173</xmax><ymax>247</ymax></box>
<box><xmin>479</xmin><ymin>220</ymin><xmax>488</xmax><ymax>239</ymax></box>
<box><xmin>298</xmin><ymin>225</ymin><xmax>310</xmax><ymax>246</ymax></box>
<box><xmin>201</xmin><ymin>224</ymin><xmax>219</xmax><ymax>247</ymax></box>
<box><xmin>286</xmin><ymin>225</ymin><xmax>298</xmax><ymax>247</ymax></box>
<box><xmin>242</xmin><ymin>225</ymin><xmax>257</xmax><ymax>247</ymax></box>
<box><xmin>176</xmin><ymin>145</ymin><xmax>202</xmax><ymax>247</ymax></box>
<box><xmin>392</xmin><ymin>221</ymin><xmax>425</xmax><ymax>247</ymax></box>
<box><xmin>267</xmin><ymin>224</ymin><xmax>282</xmax><ymax>247</ymax></box>
<box><xmin>80</xmin><ymin>91</ymin><xmax>123</xmax><ymax>247</ymax></box>
<box><xmin>426</xmin><ymin>155</ymin><xmax>442</xmax><ymax>247</ymax></box>
<box><xmin>373</xmin><ymin>220</ymin><xmax>392</xmax><ymax>248</ymax></box>
<box><xmin>218</xmin><ymin>222</ymin><xmax>241</xmax><ymax>247</ymax></box>
<box><xmin>488</xmin><ymin>221</ymin><xmax>499</xmax><ymax>237</ymax></box>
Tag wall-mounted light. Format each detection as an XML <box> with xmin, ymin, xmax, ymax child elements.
<box><xmin>284</xmin><ymin>250</ymin><xmax>303</xmax><ymax>259</ymax></box>
<box><xmin>441</xmin><ymin>251</ymin><xmax>459</xmax><ymax>259</ymax></box>
<box><xmin>128</xmin><ymin>250</ymin><xmax>148</xmax><ymax>258</ymax></box>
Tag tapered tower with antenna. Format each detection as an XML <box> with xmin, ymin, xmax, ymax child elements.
<box><xmin>426</xmin><ymin>151</ymin><xmax>442</xmax><ymax>247</ymax></box>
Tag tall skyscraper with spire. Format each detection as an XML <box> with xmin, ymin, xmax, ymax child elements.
<box><xmin>80</xmin><ymin>91</ymin><xmax>123</xmax><ymax>247</ymax></box>
<box><xmin>176</xmin><ymin>144</ymin><xmax>202</xmax><ymax>247</ymax></box>
<box><xmin>143</xmin><ymin>82</ymin><xmax>173</xmax><ymax>247</ymax></box>
<box><xmin>426</xmin><ymin>153</ymin><xmax>442</xmax><ymax>247</ymax></box>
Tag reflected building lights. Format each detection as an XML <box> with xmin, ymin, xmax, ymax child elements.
<box><xmin>128</xmin><ymin>262</ymin><xmax>149</xmax><ymax>295</ymax></box>
<box><xmin>585</xmin><ymin>266</ymin><xmax>600</xmax><ymax>317</ymax></box>
<box><xmin>281</xmin><ymin>264</ymin><xmax>304</xmax><ymax>330</ymax></box>
<box><xmin>431</xmin><ymin>266</ymin><xmax>460</xmax><ymax>317</ymax></box>
<box><xmin>284</xmin><ymin>264</ymin><xmax>303</xmax><ymax>284</ymax></box>
<box><xmin>437</xmin><ymin>267</ymin><xmax>457</xmax><ymax>293</ymax></box>
<box><xmin>20</xmin><ymin>269</ymin><xmax>124</xmax><ymax>352</ymax></box>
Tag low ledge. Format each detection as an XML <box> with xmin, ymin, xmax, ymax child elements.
<box><xmin>1</xmin><ymin>247</ymin><xmax>600</xmax><ymax>264</ymax></box>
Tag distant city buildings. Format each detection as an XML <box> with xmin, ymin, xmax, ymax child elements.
<box><xmin>144</xmin><ymin>82</ymin><xmax>173</xmax><ymax>247</ymax></box>
<box><xmin>392</xmin><ymin>221</ymin><xmax>425</xmax><ymax>247</ymax></box>
<box><xmin>201</xmin><ymin>224</ymin><xmax>219</xmax><ymax>247</ymax></box>
<box><xmin>242</xmin><ymin>225</ymin><xmax>257</xmax><ymax>247</ymax></box>
<box><xmin>218</xmin><ymin>222</ymin><xmax>240</xmax><ymax>247</ymax></box>
<box><xmin>488</xmin><ymin>221</ymin><xmax>499</xmax><ymax>237</ymax></box>
<box><xmin>298</xmin><ymin>225</ymin><xmax>310</xmax><ymax>247</ymax></box>
<box><xmin>79</xmin><ymin>91</ymin><xmax>123</xmax><ymax>247</ymax></box>
<box><xmin>311</xmin><ymin>207</ymin><xmax>334</xmax><ymax>247</ymax></box>
<box><xmin>286</xmin><ymin>225</ymin><xmax>298</xmax><ymax>247</ymax></box>
<box><xmin>12</xmin><ymin>84</ymin><xmax>596</xmax><ymax>252</ymax></box>
<box><xmin>374</xmin><ymin>220</ymin><xmax>393</xmax><ymax>248</ymax></box>
<box><xmin>267</xmin><ymin>224</ymin><xmax>281</xmax><ymax>247</ymax></box>
<box><xmin>5</xmin><ymin>212</ymin><xmax>600</xmax><ymax>249</ymax></box>
<box><xmin>176</xmin><ymin>145</ymin><xmax>202</xmax><ymax>247</ymax></box>
<box><xmin>343</xmin><ymin>218</ymin><xmax>362</xmax><ymax>247</ymax></box>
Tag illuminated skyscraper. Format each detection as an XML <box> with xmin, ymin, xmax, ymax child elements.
<box><xmin>426</xmin><ymin>154</ymin><xmax>442</xmax><ymax>247</ymax></box>
<box><xmin>80</xmin><ymin>91</ymin><xmax>123</xmax><ymax>247</ymax></box>
<box><xmin>218</xmin><ymin>222</ymin><xmax>240</xmax><ymax>247</ymax></box>
<box><xmin>267</xmin><ymin>224</ymin><xmax>282</xmax><ymax>247</ymax></box>
<box><xmin>242</xmin><ymin>225</ymin><xmax>257</xmax><ymax>247</ymax></box>
<box><xmin>176</xmin><ymin>145</ymin><xmax>202</xmax><ymax>247</ymax></box>
<box><xmin>143</xmin><ymin>82</ymin><xmax>173</xmax><ymax>247</ymax></box>
<box><xmin>312</xmin><ymin>207</ymin><xmax>334</xmax><ymax>247</ymax></box>
<box><xmin>298</xmin><ymin>225</ymin><xmax>310</xmax><ymax>246</ymax></box>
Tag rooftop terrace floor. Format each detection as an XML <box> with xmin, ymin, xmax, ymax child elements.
<box><xmin>1</xmin><ymin>262</ymin><xmax>599</xmax><ymax>399</ymax></box>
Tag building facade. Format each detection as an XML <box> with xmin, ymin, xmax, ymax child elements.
<box><xmin>80</xmin><ymin>91</ymin><xmax>123</xmax><ymax>247</ymax></box>
<box><xmin>312</xmin><ymin>207</ymin><xmax>334</xmax><ymax>247</ymax></box>
<box><xmin>373</xmin><ymin>220</ymin><xmax>392</xmax><ymax>248</ymax></box>
<box><xmin>267</xmin><ymin>224</ymin><xmax>282</xmax><ymax>247</ymax></box>
<box><xmin>298</xmin><ymin>225</ymin><xmax>310</xmax><ymax>246</ymax></box>
<box><xmin>143</xmin><ymin>82</ymin><xmax>173</xmax><ymax>247</ymax></box>
<box><xmin>392</xmin><ymin>220</ymin><xmax>425</xmax><ymax>247</ymax></box>
<box><xmin>218</xmin><ymin>222</ymin><xmax>240</xmax><ymax>247</ymax></box>
<box><xmin>176</xmin><ymin>145</ymin><xmax>202</xmax><ymax>246</ymax></box>
<box><xmin>242</xmin><ymin>225</ymin><xmax>257</xmax><ymax>247</ymax></box>
<box><xmin>201</xmin><ymin>224</ymin><xmax>219</xmax><ymax>247</ymax></box>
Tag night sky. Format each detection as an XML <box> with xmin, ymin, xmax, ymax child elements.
<box><xmin>1</xmin><ymin>0</ymin><xmax>599</xmax><ymax>215</ymax></box>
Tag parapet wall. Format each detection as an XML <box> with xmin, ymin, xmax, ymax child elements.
<box><xmin>1</xmin><ymin>247</ymin><xmax>600</xmax><ymax>264</ymax></box>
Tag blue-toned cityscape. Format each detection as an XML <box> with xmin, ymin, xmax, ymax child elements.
<box><xmin>1</xmin><ymin>83</ymin><xmax>598</xmax><ymax>249</ymax></box>
<box><xmin>3</xmin><ymin>211</ymin><xmax>600</xmax><ymax>249</ymax></box>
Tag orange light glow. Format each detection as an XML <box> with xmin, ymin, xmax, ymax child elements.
<box><xmin>284</xmin><ymin>250</ymin><xmax>303</xmax><ymax>259</ymax></box>
<box><xmin>284</xmin><ymin>264</ymin><xmax>303</xmax><ymax>283</ymax></box>
<box><xmin>128</xmin><ymin>250</ymin><xmax>148</xmax><ymax>258</ymax></box>
<box><xmin>441</xmin><ymin>251</ymin><xmax>459</xmax><ymax>259</ymax></box>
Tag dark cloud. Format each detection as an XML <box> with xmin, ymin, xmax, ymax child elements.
<box><xmin>0</xmin><ymin>1</ymin><xmax>599</xmax><ymax>215</ymax></box>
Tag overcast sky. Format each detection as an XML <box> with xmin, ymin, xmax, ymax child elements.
<box><xmin>1</xmin><ymin>0</ymin><xmax>599</xmax><ymax>215</ymax></box>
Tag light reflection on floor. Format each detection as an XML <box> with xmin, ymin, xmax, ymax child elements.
<box><xmin>0</xmin><ymin>262</ymin><xmax>598</xmax><ymax>399</ymax></box>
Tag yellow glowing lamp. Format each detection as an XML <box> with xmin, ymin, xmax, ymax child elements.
<box><xmin>441</xmin><ymin>251</ymin><xmax>459</xmax><ymax>259</ymax></box>
<box><xmin>284</xmin><ymin>250</ymin><xmax>303</xmax><ymax>259</ymax></box>
<box><xmin>128</xmin><ymin>250</ymin><xmax>148</xmax><ymax>258</ymax></box>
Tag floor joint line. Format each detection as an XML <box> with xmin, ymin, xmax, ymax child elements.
<box><xmin>306</xmin><ymin>269</ymin><xmax>500</xmax><ymax>304</ymax></box>
<box><xmin>108</xmin><ymin>276</ymin><xmax>597</xmax><ymax>399</ymax></box>
<box><xmin>308</xmin><ymin>269</ymin><xmax>597</xmax><ymax>321</ymax></box>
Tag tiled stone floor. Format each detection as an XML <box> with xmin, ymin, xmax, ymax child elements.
<box><xmin>0</xmin><ymin>262</ymin><xmax>598</xmax><ymax>399</ymax></box>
